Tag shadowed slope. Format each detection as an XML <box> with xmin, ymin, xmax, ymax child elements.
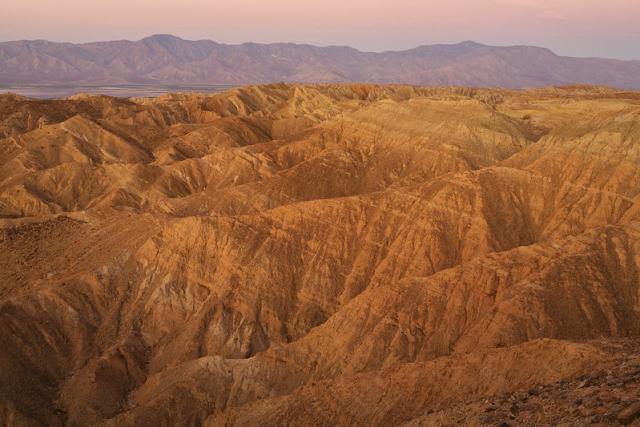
<box><xmin>1</xmin><ymin>84</ymin><xmax>639</xmax><ymax>426</ymax></box>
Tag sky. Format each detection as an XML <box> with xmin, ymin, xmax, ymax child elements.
<box><xmin>2</xmin><ymin>0</ymin><xmax>639</xmax><ymax>59</ymax></box>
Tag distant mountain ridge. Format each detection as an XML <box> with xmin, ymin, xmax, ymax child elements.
<box><xmin>1</xmin><ymin>34</ymin><xmax>640</xmax><ymax>88</ymax></box>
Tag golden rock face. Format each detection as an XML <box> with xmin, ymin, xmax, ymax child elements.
<box><xmin>1</xmin><ymin>84</ymin><xmax>639</xmax><ymax>426</ymax></box>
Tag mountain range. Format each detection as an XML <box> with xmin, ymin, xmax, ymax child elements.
<box><xmin>1</xmin><ymin>34</ymin><xmax>640</xmax><ymax>89</ymax></box>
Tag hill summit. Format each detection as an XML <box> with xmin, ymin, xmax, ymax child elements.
<box><xmin>1</xmin><ymin>36</ymin><xmax>640</xmax><ymax>88</ymax></box>
<box><xmin>1</xmin><ymin>84</ymin><xmax>640</xmax><ymax>425</ymax></box>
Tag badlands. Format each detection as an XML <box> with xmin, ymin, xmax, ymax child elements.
<box><xmin>1</xmin><ymin>84</ymin><xmax>639</xmax><ymax>426</ymax></box>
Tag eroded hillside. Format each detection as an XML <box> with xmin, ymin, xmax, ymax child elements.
<box><xmin>1</xmin><ymin>84</ymin><xmax>639</xmax><ymax>426</ymax></box>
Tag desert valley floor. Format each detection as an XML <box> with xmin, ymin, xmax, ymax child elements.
<box><xmin>1</xmin><ymin>84</ymin><xmax>640</xmax><ymax>426</ymax></box>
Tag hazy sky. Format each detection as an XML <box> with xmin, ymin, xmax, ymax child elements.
<box><xmin>3</xmin><ymin>0</ymin><xmax>639</xmax><ymax>59</ymax></box>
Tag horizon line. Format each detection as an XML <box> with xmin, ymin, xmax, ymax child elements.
<box><xmin>2</xmin><ymin>34</ymin><xmax>638</xmax><ymax>62</ymax></box>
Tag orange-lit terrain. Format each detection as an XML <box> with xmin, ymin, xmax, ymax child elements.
<box><xmin>1</xmin><ymin>84</ymin><xmax>639</xmax><ymax>426</ymax></box>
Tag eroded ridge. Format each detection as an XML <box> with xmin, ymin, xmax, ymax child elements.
<box><xmin>1</xmin><ymin>84</ymin><xmax>639</xmax><ymax>426</ymax></box>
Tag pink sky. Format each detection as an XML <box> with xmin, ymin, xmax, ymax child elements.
<box><xmin>3</xmin><ymin>0</ymin><xmax>639</xmax><ymax>59</ymax></box>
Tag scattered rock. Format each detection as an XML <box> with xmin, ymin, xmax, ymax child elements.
<box><xmin>618</xmin><ymin>402</ymin><xmax>640</xmax><ymax>425</ymax></box>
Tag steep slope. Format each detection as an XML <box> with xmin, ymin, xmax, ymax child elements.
<box><xmin>0</xmin><ymin>84</ymin><xmax>640</xmax><ymax>426</ymax></box>
<box><xmin>2</xmin><ymin>35</ymin><xmax>640</xmax><ymax>88</ymax></box>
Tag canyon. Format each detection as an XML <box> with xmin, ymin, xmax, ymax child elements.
<box><xmin>0</xmin><ymin>84</ymin><xmax>639</xmax><ymax>425</ymax></box>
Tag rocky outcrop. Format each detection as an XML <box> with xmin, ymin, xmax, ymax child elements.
<box><xmin>0</xmin><ymin>84</ymin><xmax>639</xmax><ymax>426</ymax></box>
